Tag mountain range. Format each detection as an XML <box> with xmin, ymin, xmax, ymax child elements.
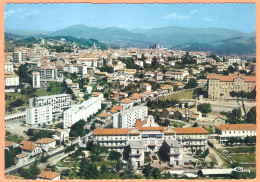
<box><xmin>5</xmin><ymin>25</ymin><xmax>256</xmax><ymax>55</ymax></box>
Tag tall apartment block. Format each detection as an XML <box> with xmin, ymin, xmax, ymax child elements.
<box><xmin>29</xmin><ymin>94</ymin><xmax>72</xmax><ymax>112</ymax></box>
<box><xmin>63</xmin><ymin>97</ymin><xmax>101</xmax><ymax>128</ymax></box>
<box><xmin>26</xmin><ymin>105</ymin><xmax>52</xmax><ymax>127</ymax></box>
<box><xmin>13</xmin><ymin>50</ymin><xmax>27</xmax><ymax>63</ymax></box>
<box><xmin>113</xmin><ymin>106</ymin><xmax>148</xmax><ymax>128</ymax></box>
<box><xmin>32</xmin><ymin>72</ymin><xmax>41</xmax><ymax>88</ymax></box>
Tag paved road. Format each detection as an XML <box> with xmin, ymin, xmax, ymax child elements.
<box><xmin>38</xmin><ymin>152</ymin><xmax>70</xmax><ymax>171</ymax></box>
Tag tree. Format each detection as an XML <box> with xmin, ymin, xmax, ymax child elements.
<box><xmin>5</xmin><ymin>147</ymin><xmax>21</xmax><ymax>168</ymax></box>
<box><xmin>86</xmin><ymin>140</ymin><xmax>94</xmax><ymax>151</ymax></box>
<box><xmin>184</xmin><ymin>79</ymin><xmax>198</xmax><ymax>89</ymax></box>
<box><xmin>231</xmin><ymin>108</ymin><xmax>242</xmax><ymax>122</ymax></box>
<box><xmin>108</xmin><ymin>150</ymin><xmax>122</xmax><ymax>161</ymax></box>
<box><xmin>162</xmin><ymin>108</ymin><xmax>170</xmax><ymax>118</ymax></box>
<box><xmin>20</xmin><ymin>161</ymin><xmax>40</xmax><ymax>179</ymax></box>
<box><xmin>152</xmin><ymin>168</ymin><xmax>161</xmax><ymax>179</ymax></box>
<box><xmin>182</xmin><ymin>52</ymin><xmax>194</xmax><ymax>64</ymax></box>
<box><xmin>99</xmin><ymin>162</ymin><xmax>110</xmax><ymax>176</ymax></box>
<box><xmin>16</xmin><ymin>64</ymin><xmax>31</xmax><ymax>83</ymax></box>
<box><xmin>193</xmin><ymin>123</ymin><xmax>198</xmax><ymax>127</ymax></box>
<box><xmin>124</xmin><ymin>159</ymin><xmax>134</xmax><ymax>176</ymax></box>
<box><xmin>69</xmin><ymin>119</ymin><xmax>86</xmax><ymax>137</ymax></box>
<box><xmin>9</xmin><ymin>99</ymin><xmax>24</xmax><ymax>107</ymax></box>
<box><xmin>163</xmin><ymin>172</ymin><xmax>172</xmax><ymax>179</ymax></box>
<box><xmin>230</xmin><ymin>91</ymin><xmax>237</xmax><ymax>98</ymax></box>
<box><xmin>245</xmin><ymin>106</ymin><xmax>256</xmax><ymax>124</ymax></box>
<box><xmin>116</xmin><ymin>159</ymin><xmax>124</xmax><ymax>172</ymax></box>
<box><xmin>79</xmin><ymin>158</ymin><xmax>99</xmax><ymax>179</ymax></box>
<box><xmin>142</xmin><ymin>165</ymin><xmax>153</xmax><ymax>178</ymax></box>
<box><xmin>197</xmin><ymin>103</ymin><xmax>212</xmax><ymax>116</ymax></box>
<box><xmin>90</xmin><ymin>143</ymin><xmax>109</xmax><ymax>162</ymax></box>
<box><xmin>231</xmin><ymin>162</ymin><xmax>240</xmax><ymax>168</ymax></box>
<box><xmin>164</xmin><ymin>119</ymin><xmax>170</xmax><ymax>126</ymax></box>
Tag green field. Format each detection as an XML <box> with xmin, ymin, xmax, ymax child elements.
<box><xmin>160</xmin><ymin>89</ymin><xmax>195</xmax><ymax>102</ymax></box>
<box><xmin>231</xmin><ymin>154</ymin><xmax>255</xmax><ymax>163</ymax></box>
<box><xmin>221</xmin><ymin>147</ymin><xmax>255</xmax><ymax>154</ymax></box>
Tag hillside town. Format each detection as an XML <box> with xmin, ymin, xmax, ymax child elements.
<box><xmin>4</xmin><ymin>38</ymin><xmax>256</xmax><ymax>180</ymax></box>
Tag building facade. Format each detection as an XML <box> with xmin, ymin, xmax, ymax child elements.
<box><xmin>4</xmin><ymin>62</ymin><xmax>14</xmax><ymax>72</ymax></box>
<box><xmin>32</xmin><ymin>72</ymin><xmax>41</xmax><ymax>88</ymax></box>
<box><xmin>63</xmin><ymin>97</ymin><xmax>101</xmax><ymax>128</ymax></box>
<box><xmin>13</xmin><ymin>50</ymin><xmax>27</xmax><ymax>63</ymax></box>
<box><xmin>113</xmin><ymin>106</ymin><xmax>148</xmax><ymax>128</ymax></box>
<box><xmin>207</xmin><ymin>74</ymin><xmax>256</xmax><ymax>99</ymax></box>
<box><xmin>26</xmin><ymin>105</ymin><xmax>52</xmax><ymax>127</ymax></box>
<box><xmin>29</xmin><ymin>94</ymin><xmax>72</xmax><ymax>112</ymax></box>
<box><xmin>216</xmin><ymin>124</ymin><xmax>256</xmax><ymax>144</ymax></box>
<box><xmin>5</xmin><ymin>74</ymin><xmax>19</xmax><ymax>87</ymax></box>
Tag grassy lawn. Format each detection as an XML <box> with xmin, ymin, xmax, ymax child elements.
<box><xmin>46</xmin><ymin>82</ymin><xmax>65</xmax><ymax>95</ymax></box>
<box><xmin>221</xmin><ymin>147</ymin><xmax>255</xmax><ymax>154</ymax></box>
<box><xmin>231</xmin><ymin>154</ymin><xmax>255</xmax><ymax>163</ymax></box>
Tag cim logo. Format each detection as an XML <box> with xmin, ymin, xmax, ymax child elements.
<box><xmin>234</xmin><ymin>167</ymin><xmax>250</xmax><ymax>173</ymax></box>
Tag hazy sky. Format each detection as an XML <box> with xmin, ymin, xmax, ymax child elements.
<box><xmin>4</xmin><ymin>3</ymin><xmax>256</xmax><ymax>33</ymax></box>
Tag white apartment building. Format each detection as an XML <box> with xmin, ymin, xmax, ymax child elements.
<box><xmin>164</xmin><ymin>71</ymin><xmax>189</xmax><ymax>80</ymax></box>
<box><xmin>26</xmin><ymin>105</ymin><xmax>52</xmax><ymax>127</ymax></box>
<box><xmin>225</xmin><ymin>57</ymin><xmax>241</xmax><ymax>65</ymax></box>
<box><xmin>140</xmin><ymin>83</ymin><xmax>152</xmax><ymax>91</ymax></box>
<box><xmin>29</xmin><ymin>94</ymin><xmax>72</xmax><ymax>112</ymax></box>
<box><xmin>216</xmin><ymin>124</ymin><xmax>256</xmax><ymax>144</ymax></box>
<box><xmin>63</xmin><ymin>97</ymin><xmax>101</xmax><ymax>128</ymax></box>
<box><xmin>4</xmin><ymin>62</ymin><xmax>14</xmax><ymax>72</ymax></box>
<box><xmin>13</xmin><ymin>50</ymin><xmax>27</xmax><ymax>63</ymax></box>
<box><xmin>174</xmin><ymin>127</ymin><xmax>209</xmax><ymax>150</ymax></box>
<box><xmin>5</xmin><ymin>74</ymin><xmax>19</xmax><ymax>87</ymax></box>
<box><xmin>32</xmin><ymin>72</ymin><xmax>41</xmax><ymax>88</ymax></box>
<box><xmin>113</xmin><ymin>106</ymin><xmax>148</xmax><ymax>128</ymax></box>
<box><xmin>39</xmin><ymin>66</ymin><xmax>57</xmax><ymax>79</ymax></box>
<box><xmin>63</xmin><ymin>65</ymin><xmax>88</xmax><ymax>77</ymax></box>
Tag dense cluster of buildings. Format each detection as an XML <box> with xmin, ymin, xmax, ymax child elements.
<box><xmin>4</xmin><ymin>39</ymin><xmax>256</xmax><ymax>178</ymax></box>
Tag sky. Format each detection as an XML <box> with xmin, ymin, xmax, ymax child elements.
<box><xmin>4</xmin><ymin>3</ymin><xmax>256</xmax><ymax>33</ymax></box>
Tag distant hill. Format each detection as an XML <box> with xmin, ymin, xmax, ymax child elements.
<box><xmin>172</xmin><ymin>36</ymin><xmax>256</xmax><ymax>55</ymax></box>
<box><xmin>4</xmin><ymin>33</ymin><xmax>109</xmax><ymax>51</ymax></box>
<box><xmin>5</xmin><ymin>25</ymin><xmax>256</xmax><ymax>55</ymax></box>
<box><xmin>5</xmin><ymin>28</ymin><xmax>51</xmax><ymax>37</ymax></box>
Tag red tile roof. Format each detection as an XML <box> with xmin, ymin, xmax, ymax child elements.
<box><xmin>216</xmin><ymin>124</ymin><xmax>256</xmax><ymax>131</ymax></box>
<box><xmin>173</xmin><ymin>127</ymin><xmax>208</xmax><ymax>134</ymax></box>
<box><xmin>94</xmin><ymin>128</ymin><xmax>132</xmax><ymax>135</ymax></box>
<box><xmin>36</xmin><ymin>138</ymin><xmax>55</xmax><ymax>144</ymax></box>
<box><xmin>207</xmin><ymin>74</ymin><xmax>255</xmax><ymax>82</ymax></box>
<box><xmin>37</xmin><ymin>171</ymin><xmax>60</xmax><ymax>179</ymax></box>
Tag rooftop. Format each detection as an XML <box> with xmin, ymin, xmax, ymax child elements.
<box><xmin>37</xmin><ymin>171</ymin><xmax>60</xmax><ymax>179</ymax></box>
<box><xmin>94</xmin><ymin>128</ymin><xmax>132</xmax><ymax>135</ymax></box>
<box><xmin>173</xmin><ymin>127</ymin><xmax>209</xmax><ymax>134</ymax></box>
<box><xmin>217</xmin><ymin>124</ymin><xmax>256</xmax><ymax>131</ymax></box>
